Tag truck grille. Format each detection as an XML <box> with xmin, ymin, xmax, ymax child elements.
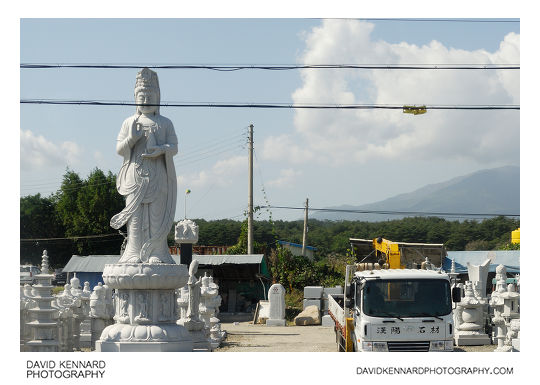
<box><xmin>387</xmin><ymin>341</ymin><xmax>430</xmax><ymax>352</ymax></box>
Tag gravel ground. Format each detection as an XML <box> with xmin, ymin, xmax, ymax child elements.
<box><xmin>216</xmin><ymin>322</ymin><xmax>498</xmax><ymax>352</ymax></box>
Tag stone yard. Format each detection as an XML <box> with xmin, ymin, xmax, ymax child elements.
<box><xmin>216</xmin><ymin>322</ymin><xmax>498</xmax><ymax>352</ymax></box>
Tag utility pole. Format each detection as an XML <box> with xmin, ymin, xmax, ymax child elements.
<box><xmin>247</xmin><ymin>124</ymin><xmax>254</xmax><ymax>255</ymax></box>
<box><xmin>302</xmin><ymin>197</ymin><xmax>309</xmax><ymax>257</ymax></box>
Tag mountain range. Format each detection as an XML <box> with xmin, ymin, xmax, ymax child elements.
<box><xmin>312</xmin><ymin>165</ymin><xmax>520</xmax><ymax>221</ymax></box>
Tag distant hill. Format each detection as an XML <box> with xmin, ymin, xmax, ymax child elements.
<box><xmin>313</xmin><ymin>166</ymin><xmax>520</xmax><ymax>221</ymax></box>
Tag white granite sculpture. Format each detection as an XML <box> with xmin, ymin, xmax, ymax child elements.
<box><xmin>177</xmin><ymin>286</ymin><xmax>189</xmax><ymax>319</ymax></box>
<box><xmin>495</xmin><ymin>283</ymin><xmax>520</xmax><ymax>352</ymax></box>
<box><xmin>177</xmin><ymin>260</ymin><xmax>210</xmax><ymax>350</ymax></box>
<box><xmin>67</xmin><ymin>275</ymin><xmax>86</xmax><ymax>351</ymax></box>
<box><xmin>51</xmin><ymin>294</ymin><xmax>74</xmax><ymax>352</ymax></box>
<box><xmin>20</xmin><ymin>284</ymin><xmax>36</xmax><ymax>350</ymax></box>
<box><xmin>454</xmin><ymin>281</ymin><xmax>490</xmax><ymax>346</ymax></box>
<box><xmin>175</xmin><ymin>219</ymin><xmax>199</xmax><ymax>244</ymax></box>
<box><xmin>25</xmin><ymin>251</ymin><xmax>59</xmax><ymax>352</ymax></box>
<box><xmin>96</xmin><ymin>68</ymin><xmax>192</xmax><ymax>352</ymax></box>
<box><xmin>78</xmin><ymin>281</ymin><xmax>92</xmax><ymax>348</ymax></box>
<box><xmin>199</xmin><ymin>274</ymin><xmax>225</xmax><ymax>348</ymax></box>
<box><xmin>110</xmin><ymin>67</ymin><xmax>178</xmax><ymax>265</ymax></box>
<box><xmin>467</xmin><ymin>258</ymin><xmax>491</xmax><ymax>299</ymax></box>
<box><xmin>55</xmin><ymin>283</ymin><xmax>79</xmax><ymax>351</ymax></box>
<box><xmin>266</xmin><ymin>283</ymin><xmax>286</xmax><ymax>326</ymax></box>
<box><xmin>490</xmin><ymin>264</ymin><xmax>508</xmax><ymax>350</ymax></box>
<box><xmin>90</xmin><ymin>282</ymin><xmax>112</xmax><ymax>349</ymax></box>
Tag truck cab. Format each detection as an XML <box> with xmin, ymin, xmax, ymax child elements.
<box><xmin>350</xmin><ymin>269</ymin><xmax>454</xmax><ymax>352</ymax></box>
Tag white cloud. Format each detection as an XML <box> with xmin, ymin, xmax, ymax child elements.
<box><xmin>20</xmin><ymin>129</ymin><xmax>82</xmax><ymax>170</ymax></box>
<box><xmin>262</xmin><ymin>20</ymin><xmax>520</xmax><ymax>167</ymax></box>
<box><xmin>178</xmin><ymin>155</ymin><xmax>247</xmax><ymax>190</ymax></box>
<box><xmin>267</xmin><ymin>168</ymin><xmax>302</xmax><ymax>187</ymax></box>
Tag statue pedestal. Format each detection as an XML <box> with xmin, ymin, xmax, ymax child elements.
<box><xmin>96</xmin><ymin>263</ymin><xmax>193</xmax><ymax>352</ymax></box>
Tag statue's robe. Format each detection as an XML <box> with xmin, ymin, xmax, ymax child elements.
<box><xmin>111</xmin><ymin>114</ymin><xmax>177</xmax><ymax>263</ymax></box>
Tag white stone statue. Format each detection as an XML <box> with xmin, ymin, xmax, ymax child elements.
<box><xmin>175</xmin><ymin>219</ymin><xmax>199</xmax><ymax>244</ymax></box>
<box><xmin>110</xmin><ymin>67</ymin><xmax>178</xmax><ymax>264</ymax></box>
<box><xmin>453</xmin><ymin>281</ymin><xmax>490</xmax><ymax>346</ymax></box>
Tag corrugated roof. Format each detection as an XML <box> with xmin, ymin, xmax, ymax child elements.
<box><xmin>278</xmin><ymin>240</ymin><xmax>317</xmax><ymax>251</ymax></box>
<box><xmin>442</xmin><ymin>250</ymin><xmax>520</xmax><ymax>273</ymax></box>
<box><xmin>63</xmin><ymin>254</ymin><xmax>264</xmax><ymax>272</ymax></box>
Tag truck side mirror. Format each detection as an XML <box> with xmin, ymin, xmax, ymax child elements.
<box><xmin>452</xmin><ymin>287</ymin><xmax>462</xmax><ymax>303</ymax></box>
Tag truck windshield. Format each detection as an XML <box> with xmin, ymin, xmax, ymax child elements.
<box><xmin>362</xmin><ymin>279</ymin><xmax>451</xmax><ymax>318</ymax></box>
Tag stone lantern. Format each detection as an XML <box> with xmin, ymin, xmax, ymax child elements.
<box><xmin>454</xmin><ymin>281</ymin><xmax>490</xmax><ymax>346</ymax></box>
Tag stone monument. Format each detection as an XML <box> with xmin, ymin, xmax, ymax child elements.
<box><xmin>266</xmin><ymin>283</ymin><xmax>286</xmax><ymax>326</ymax></box>
<box><xmin>96</xmin><ymin>68</ymin><xmax>192</xmax><ymax>352</ymax></box>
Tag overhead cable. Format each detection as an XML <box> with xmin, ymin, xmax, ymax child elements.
<box><xmin>259</xmin><ymin>205</ymin><xmax>520</xmax><ymax>218</ymax></box>
<box><xmin>20</xmin><ymin>100</ymin><xmax>520</xmax><ymax>110</ymax></box>
<box><xmin>20</xmin><ymin>63</ymin><xmax>520</xmax><ymax>70</ymax></box>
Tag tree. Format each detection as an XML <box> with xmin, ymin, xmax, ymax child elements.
<box><xmin>54</xmin><ymin>168</ymin><xmax>125</xmax><ymax>255</ymax></box>
<box><xmin>20</xmin><ymin>193</ymin><xmax>67</xmax><ymax>266</ymax></box>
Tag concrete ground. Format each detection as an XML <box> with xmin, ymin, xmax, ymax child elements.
<box><xmin>216</xmin><ymin>322</ymin><xmax>337</xmax><ymax>352</ymax></box>
<box><xmin>216</xmin><ymin>322</ymin><xmax>499</xmax><ymax>352</ymax></box>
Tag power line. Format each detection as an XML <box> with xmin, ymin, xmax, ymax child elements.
<box><xmin>21</xmin><ymin>63</ymin><xmax>519</xmax><ymax>70</ymax></box>
<box><xmin>259</xmin><ymin>205</ymin><xmax>520</xmax><ymax>218</ymax></box>
<box><xmin>20</xmin><ymin>100</ymin><xmax>520</xmax><ymax>110</ymax></box>
<box><xmin>345</xmin><ymin>18</ymin><xmax>519</xmax><ymax>23</ymax></box>
<box><xmin>21</xmin><ymin>233</ymin><xmax>122</xmax><ymax>242</ymax></box>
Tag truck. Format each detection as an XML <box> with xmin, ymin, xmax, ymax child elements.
<box><xmin>328</xmin><ymin>264</ymin><xmax>461</xmax><ymax>352</ymax></box>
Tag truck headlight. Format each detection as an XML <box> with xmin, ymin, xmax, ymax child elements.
<box><xmin>430</xmin><ymin>340</ymin><xmax>453</xmax><ymax>351</ymax></box>
<box><xmin>362</xmin><ymin>341</ymin><xmax>373</xmax><ymax>351</ymax></box>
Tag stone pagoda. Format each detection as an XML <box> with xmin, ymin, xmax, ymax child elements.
<box><xmin>25</xmin><ymin>250</ymin><xmax>59</xmax><ymax>352</ymax></box>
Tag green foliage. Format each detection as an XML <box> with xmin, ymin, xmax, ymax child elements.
<box><xmin>55</xmin><ymin>168</ymin><xmax>124</xmax><ymax>255</ymax></box>
<box><xmin>499</xmin><ymin>242</ymin><xmax>520</xmax><ymax>250</ymax></box>
<box><xmin>20</xmin><ymin>168</ymin><xmax>125</xmax><ymax>267</ymax></box>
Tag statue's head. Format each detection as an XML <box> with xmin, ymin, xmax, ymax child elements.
<box><xmin>134</xmin><ymin>67</ymin><xmax>160</xmax><ymax>115</ymax></box>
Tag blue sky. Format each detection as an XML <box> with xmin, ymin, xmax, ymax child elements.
<box><xmin>20</xmin><ymin>18</ymin><xmax>520</xmax><ymax>221</ymax></box>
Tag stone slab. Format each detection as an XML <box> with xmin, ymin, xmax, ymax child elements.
<box><xmin>304</xmin><ymin>286</ymin><xmax>323</xmax><ymax>299</ymax></box>
<box><xmin>322</xmin><ymin>286</ymin><xmax>343</xmax><ymax>299</ymax></box>
<box><xmin>266</xmin><ymin>319</ymin><xmax>286</xmax><ymax>327</ymax></box>
<box><xmin>454</xmin><ymin>334</ymin><xmax>491</xmax><ymax>346</ymax></box>
<box><xmin>303</xmin><ymin>299</ymin><xmax>321</xmax><ymax>310</ymax></box>
<box><xmin>321</xmin><ymin>314</ymin><xmax>334</xmax><ymax>327</ymax></box>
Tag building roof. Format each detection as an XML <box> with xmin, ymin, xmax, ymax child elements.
<box><xmin>63</xmin><ymin>254</ymin><xmax>265</xmax><ymax>273</ymax></box>
<box><xmin>442</xmin><ymin>250</ymin><xmax>520</xmax><ymax>274</ymax></box>
<box><xmin>278</xmin><ymin>240</ymin><xmax>317</xmax><ymax>251</ymax></box>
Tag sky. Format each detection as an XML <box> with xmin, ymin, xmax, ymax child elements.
<box><xmin>20</xmin><ymin>17</ymin><xmax>520</xmax><ymax>222</ymax></box>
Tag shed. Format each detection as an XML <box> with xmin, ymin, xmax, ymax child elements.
<box><xmin>63</xmin><ymin>253</ymin><xmax>271</xmax><ymax>312</ymax></box>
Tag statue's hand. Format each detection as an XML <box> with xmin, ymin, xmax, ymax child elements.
<box><xmin>129</xmin><ymin>115</ymin><xmax>144</xmax><ymax>142</ymax></box>
<box><xmin>141</xmin><ymin>146</ymin><xmax>165</xmax><ymax>158</ymax></box>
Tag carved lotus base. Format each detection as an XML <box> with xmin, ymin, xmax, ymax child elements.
<box><xmin>102</xmin><ymin>263</ymin><xmax>188</xmax><ymax>290</ymax></box>
<box><xmin>96</xmin><ymin>323</ymin><xmax>193</xmax><ymax>352</ymax></box>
